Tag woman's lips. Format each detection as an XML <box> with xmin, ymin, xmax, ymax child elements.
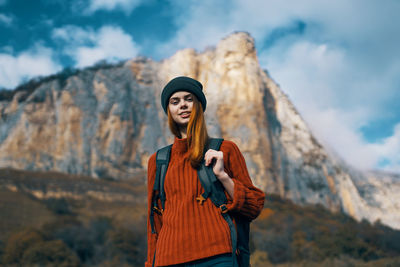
<box><xmin>180</xmin><ymin>112</ymin><xmax>190</xmax><ymax>118</ymax></box>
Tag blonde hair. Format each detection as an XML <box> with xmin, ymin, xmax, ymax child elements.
<box><xmin>167</xmin><ymin>95</ymin><xmax>209</xmax><ymax>169</ymax></box>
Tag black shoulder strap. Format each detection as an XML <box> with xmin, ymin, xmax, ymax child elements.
<box><xmin>155</xmin><ymin>144</ymin><xmax>172</xmax><ymax>210</ymax></box>
<box><xmin>196</xmin><ymin>138</ymin><xmax>226</xmax><ymax>207</ymax></box>
<box><xmin>150</xmin><ymin>144</ymin><xmax>172</xmax><ymax>234</ymax></box>
<box><xmin>197</xmin><ymin>138</ymin><xmax>239</xmax><ymax>267</ymax></box>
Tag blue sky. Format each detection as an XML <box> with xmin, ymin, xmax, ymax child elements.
<box><xmin>0</xmin><ymin>0</ymin><xmax>399</xmax><ymax>173</ymax></box>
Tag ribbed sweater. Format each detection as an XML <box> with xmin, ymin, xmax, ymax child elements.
<box><xmin>145</xmin><ymin>137</ymin><xmax>265</xmax><ymax>267</ymax></box>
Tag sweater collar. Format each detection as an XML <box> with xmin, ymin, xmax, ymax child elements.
<box><xmin>172</xmin><ymin>136</ymin><xmax>189</xmax><ymax>154</ymax></box>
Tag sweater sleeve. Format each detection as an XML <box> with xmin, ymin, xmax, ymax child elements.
<box><xmin>221</xmin><ymin>140</ymin><xmax>265</xmax><ymax>221</ymax></box>
<box><xmin>145</xmin><ymin>153</ymin><xmax>162</xmax><ymax>267</ymax></box>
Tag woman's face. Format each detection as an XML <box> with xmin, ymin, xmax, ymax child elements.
<box><xmin>168</xmin><ymin>91</ymin><xmax>194</xmax><ymax>127</ymax></box>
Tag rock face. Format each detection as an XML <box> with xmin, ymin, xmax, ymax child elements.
<box><xmin>0</xmin><ymin>32</ymin><xmax>399</xmax><ymax>229</ymax></box>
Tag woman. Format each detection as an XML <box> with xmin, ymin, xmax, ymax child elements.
<box><xmin>146</xmin><ymin>76</ymin><xmax>265</xmax><ymax>267</ymax></box>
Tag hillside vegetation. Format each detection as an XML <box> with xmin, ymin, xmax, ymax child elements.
<box><xmin>1</xmin><ymin>168</ymin><xmax>400</xmax><ymax>266</ymax></box>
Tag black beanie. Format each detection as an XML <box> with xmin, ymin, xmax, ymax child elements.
<box><xmin>161</xmin><ymin>76</ymin><xmax>207</xmax><ymax>114</ymax></box>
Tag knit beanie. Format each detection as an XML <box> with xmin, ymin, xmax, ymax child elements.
<box><xmin>161</xmin><ymin>76</ymin><xmax>207</xmax><ymax>114</ymax></box>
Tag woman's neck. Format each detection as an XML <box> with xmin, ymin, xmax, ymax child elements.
<box><xmin>180</xmin><ymin>126</ymin><xmax>187</xmax><ymax>138</ymax></box>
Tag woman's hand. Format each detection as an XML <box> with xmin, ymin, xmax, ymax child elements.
<box><xmin>204</xmin><ymin>149</ymin><xmax>229</xmax><ymax>182</ymax></box>
<box><xmin>204</xmin><ymin>149</ymin><xmax>234</xmax><ymax>199</ymax></box>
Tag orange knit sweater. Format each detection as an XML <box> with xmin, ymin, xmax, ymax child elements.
<box><xmin>145</xmin><ymin>137</ymin><xmax>265</xmax><ymax>267</ymax></box>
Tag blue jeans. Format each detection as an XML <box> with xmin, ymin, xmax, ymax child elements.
<box><xmin>168</xmin><ymin>253</ymin><xmax>233</xmax><ymax>267</ymax></box>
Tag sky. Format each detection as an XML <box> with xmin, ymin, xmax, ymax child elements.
<box><xmin>0</xmin><ymin>0</ymin><xmax>399</xmax><ymax>173</ymax></box>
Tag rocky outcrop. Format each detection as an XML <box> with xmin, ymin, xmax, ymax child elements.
<box><xmin>0</xmin><ymin>60</ymin><xmax>163</xmax><ymax>180</ymax></box>
<box><xmin>0</xmin><ymin>32</ymin><xmax>399</xmax><ymax>229</ymax></box>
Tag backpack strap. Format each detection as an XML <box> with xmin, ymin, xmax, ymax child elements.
<box><xmin>150</xmin><ymin>144</ymin><xmax>172</xmax><ymax>234</ymax></box>
<box><xmin>196</xmin><ymin>138</ymin><xmax>225</xmax><ymax>205</ymax></box>
<box><xmin>197</xmin><ymin>138</ymin><xmax>239</xmax><ymax>267</ymax></box>
<box><xmin>156</xmin><ymin>144</ymin><xmax>172</xmax><ymax>211</ymax></box>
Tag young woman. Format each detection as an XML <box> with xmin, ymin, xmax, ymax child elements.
<box><xmin>146</xmin><ymin>76</ymin><xmax>265</xmax><ymax>267</ymax></box>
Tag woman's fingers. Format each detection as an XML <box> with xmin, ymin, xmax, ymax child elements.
<box><xmin>204</xmin><ymin>149</ymin><xmax>226</xmax><ymax>178</ymax></box>
<box><xmin>204</xmin><ymin>149</ymin><xmax>215</xmax><ymax>165</ymax></box>
<box><xmin>204</xmin><ymin>149</ymin><xmax>223</xmax><ymax>166</ymax></box>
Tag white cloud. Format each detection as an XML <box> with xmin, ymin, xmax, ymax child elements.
<box><xmin>153</xmin><ymin>1</ymin><xmax>237</xmax><ymax>58</ymax></box>
<box><xmin>301</xmin><ymin>107</ymin><xmax>378</xmax><ymax>170</ymax></box>
<box><xmin>259</xmin><ymin>39</ymin><xmax>400</xmax><ymax>171</ymax></box>
<box><xmin>0</xmin><ymin>13</ymin><xmax>13</xmax><ymax>26</ymax></box>
<box><xmin>288</xmin><ymin>104</ymin><xmax>400</xmax><ymax>173</ymax></box>
<box><xmin>163</xmin><ymin>0</ymin><xmax>400</xmax><ymax>75</ymax></box>
<box><xmin>294</xmin><ymin>95</ymin><xmax>400</xmax><ymax>174</ymax></box>
<box><xmin>0</xmin><ymin>44</ymin><xmax>62</xmax><ymax>89</ymax></box>
<box><xmin>53</xmin><ymin>25</ymin><xmax>139</xmax><ymax>68</ymax></box>
<box><xmin>368</xmin><ymin>124</ymin><xmax>400</xmax><ymax>173</ymax></box>
<box><xmin>85</xmin><ymin>0</ymin><xmax>143</xmax><ymax>15</ymax></box>
<box><xmin>260</xmin><ymin>39</ymin><xmax>398</xmax><ymax>116</ymax></box>
<box><xmin>260</xmin><ymin>42</ymin><xmax>348</xmax><ymax>109</ymax></box>
<box><xmin>52</xmin><ymin>25</ymin><xmax>97</xmax><ymax>44</ymax></box>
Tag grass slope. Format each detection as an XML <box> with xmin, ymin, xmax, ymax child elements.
<box><xmin>1</xmin><ymin>168</ymin><xmax>400</xmax><ymax>266</ymax></box>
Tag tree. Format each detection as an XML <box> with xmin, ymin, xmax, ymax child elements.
<box><xmin>2</xmin><ymin>228</ymin><xmax>44</xmax><ymax>264</ymax></box>
<box><xmin>21</xmin><ymin>239</ymin><xmax>80</xmax><ymax>267</ymax></box>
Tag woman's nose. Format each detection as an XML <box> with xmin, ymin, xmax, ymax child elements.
<box><xmin>179</xmin><ymin>100</ymin><xmax>188</xmax><ymax>108</ymax></box>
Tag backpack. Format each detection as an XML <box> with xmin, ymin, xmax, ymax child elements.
<box><xmin>149</xmin><ymin>138</ymin><xmax>250</xmax><ymax>267</ymax></box>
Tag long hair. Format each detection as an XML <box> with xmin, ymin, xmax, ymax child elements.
<box><xmin>167</xmin><ymin>96</ymin><xmax>209</xmax><ymax>169</ymax></box>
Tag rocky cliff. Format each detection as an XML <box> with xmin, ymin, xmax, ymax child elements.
<box><xmin>0</xmin><ymin>32</ymin><xmax>399</xmax><ymax>229</ymax></box>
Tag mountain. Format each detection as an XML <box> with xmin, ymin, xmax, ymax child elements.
<box><xmin>0</xmin><ymin>32</ymin><xmax>399</xmax><ymax>229</ymax></box>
